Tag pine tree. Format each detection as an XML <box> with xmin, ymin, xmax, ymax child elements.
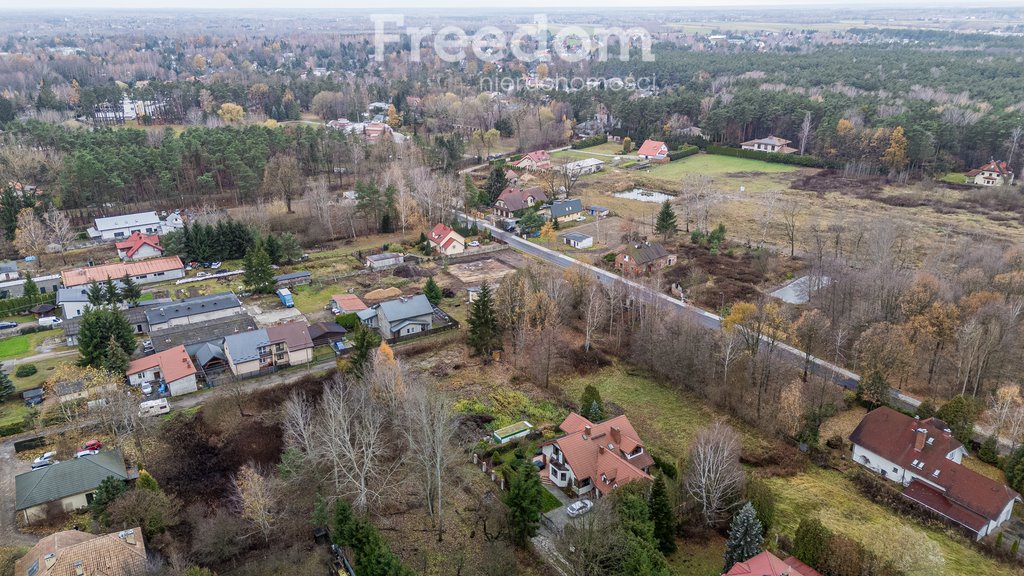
<box><xmin>243</xmin><ymin>243</ymin><xmax>275</xmax><ymax>294</ymax></box>
<box><xmin>503</xmin><ymin>458</ymin><xmax>544</xmax><ymax>548</ymax></box>
<box><xmin>77</xmin><ymin>308</ymin><xmax>136</xmax><ymax>369</ymax></box>
<box><xmin>87</xmin><ymin>281</ymin><xmax>106</xmax><ymax>308</ymax></box>
<box><xmin>119</xmin><ymin>273</ymin><xmax>142</xmax><ymax>307</ymax></box>
<box><xmin>263</xmin><ymin>234</ymin><xmax>282</xmax><ymax>265</ymax></box>
<box><xmin>649</xmin><ymin>474</ymin><xmax>677</xmax><ymax>554</ymax></box>
<box><xmin>579</xmin><ymin>385</ymin><xmax>605</xmax><ymax>421</ymax></box>
<box><xmin>91</xmin><ymin>476</ymin><xmax>127</xmax><ymax>524</ymax></box>
<box><xmin>278</xmin><ymin>232</ymin><xmax>302</xmax><ymax>263</ymax></box>
<box><xmin>22</xmin><ymin>274</ymin><xmax>39</xmax><ymax>302</ymax></box>
<box><xmin>0</xmin><ymin>369</ymin><xmax>14</xmax><ymax>402</ymax></box>
<box><xmin>136</xmin><ymin>469</ymin><xmax>160</xmax><ymax>492</ymax></box>
<box><xmin>484</xmin><ymin>167</ymin><xmax>509</xmax><ymax>204</ymax></box>
<box><xmin>103</xmin><ymin>278</ymin><xmax>121</xmax><ymax>306</ymax></box>
<box><xmin>424</xmin><ymin>276</ymin><xmax>442</xmax><ymax>305</ymax></box>
<box><xmin>655</xmin><ymin>200</ymin><xmax>677</xmax><ymax>241</ymax></box>
<box><xmin>723</xmin><ymin>502</ymin><xmax>764</xmax><ymax>572</ymax></box>
<box><xmin>348</xmin><ymin>323</ymin><xmax>382</xmax><ymax>377</ymax></box>
<box><xmin>466</xmin><ymin>282</ymin><xmax>500</xmax><ymax>360</ymax></box>
<box><xmin>102</xmin><ymin>336</ymin><xmax>131</xmax><ymax>374</ymax></box>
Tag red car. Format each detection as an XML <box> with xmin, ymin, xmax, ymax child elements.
<box><xmin>82</xmin><ymin>439</ymin><xmax>102</xmax><ymax>451</ymax></box>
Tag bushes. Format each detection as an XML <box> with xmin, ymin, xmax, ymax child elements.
<box><xmin>667</xmin><ymin>144</ymin><xmax>699</xmax><ymax>161</ymax></box>
<box><xmin>0</xmin><ymin>421</ymin><xmax>27</xmax><ymax>437</ymax></box>
<box><xmin>18</xmin><ymin>324</ymin><xmax>50</xmax><ymax>335</ymax></box>
<box><xmin>651</xmin><ymin>452</ymin><xmax>678</xmax><ymax>480</ymax></box>
<box><xmin>572</xmin><ymin>135</ymin><xmax>608</xmax><ymax>149</ymax></box>
<box><xmin>15</xmin><ymin>364</ymin><xmax>37</xmax><ymax>377</ymax></box>
<box><xmin>705</xmin><ymin>145</ymin><xmax>836</xmax><ymax>168</ymax></box>
<box><xmin>978</xmin><ymin>435</ymin><xmax>1000</xmax><ymax>466</ymax></box>
<box><xmin>0</xmin><ymin>292</ymin><xmax>56</xmax><ymax>318</ymax></box>
<box><xmin>335</xmin><ymin>313</ymin><xmax>359</xmax><ymax>330</ymax></box>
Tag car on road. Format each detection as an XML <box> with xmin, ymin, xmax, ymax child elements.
<box><xmin>468</xmin><ymin>241</ymin><xmax>481</xmax><ymax>247</ymax></box>
<box><xmin>196</xmin><ymin>272</ymin><xmax>210</xmax><ymax>278</ymax></box>
<box><xmin>82</xmin><ymin>439</ymin><xmax>103</xmax><ymax>451</ymax></box>
<box><xmin>75</xmin><ymin>449</ymin><xmax>100</xmax><ymax>458</ymax></box>
<box><xmin>32</xmin><ymin>451</ymin><xmax>58</xmax><ymax>469</ymax></box>
<box><xmin>566</xmin><ymin>499</ymin><xmax>593</xmax><ymax>518</ymax></box>
<box><xmin>0</xmin><ymin>321</ymin><xmax>17</xmax><ymax>329</ymax></box>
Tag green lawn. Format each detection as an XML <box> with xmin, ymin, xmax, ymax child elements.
<box><xmin>579</xmin><ymin>142</ymin><xmax>628</xmax><ymax>155</ymax></box>
<box><xmin>0</xmin><ymin>330</ymin><xmax>64</xmax><ymax>361</ymax></box>
<box><xmin>0</xmin><ymin>401</ymin><xmax>33</xmax><ymax>428</ymax></box>
<box><xmin>551</xmin><ymin>150</ymin><xmax>612</xmax><ymax>163</ymax></box>
<box><xmin>0</xmin><ymin>314</ymin><xmax>34</xmax><ymax>325</ymax></box>
<box><xmin>668</xmin><ymin>535</ymin><xmax>727</xmax><ymax>576</ymax></box>
<box><xmin>939</xmin><ymin>172</ymin><xmax>970</xmax><ymax>185</ymax></box>
<box><xmin>12</xmin><ymin>356</ymin><xmax>66</xmax><ymax>392</ymax></box>
<box><xmin>556</xmin><ymin>364</ymin><xmax>1015</xmax><ymax>576</ymax></box>
<box><xmin>647</xmin><ymin>153</ymin><xmax>800</xmax><ymax>180</ymax></box>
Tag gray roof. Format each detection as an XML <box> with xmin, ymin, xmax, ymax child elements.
<box><xmin>377</xmin><ymin>294</ymin><xmax>433</xmax><ymax>323</ymax></box>
<box><xmin>588</xmin><ymin>205</ymin><xmax>609</xmax><ymax>212</ymax></box>
<box><xmin>562</xmin><ymin>232</ymin><xmax>592</xmax><ymax>242</ymax></box>
<box><xmin>145</xmin><ymin>292</ymin><xmax>241</xmax><ymax>325</ymax></box>
<box><xmin>16</xmin><ymin>450</ymin><xmax>128</xmax><ymax>510</ymax></box>
<box><xmin>194</xmin><ymin>341</ymin><xmax>226</xmax><ymax>367</ymax></box>
<box><xmin>367</xmin><ymin>252</ymin><xmax>403</xmax><ymax>263</ymax></box>
<box><xmin>0</xmin><ymin>261</ymin><xmax>17</xmax><ymax>273</ymax></box>
<box><xmin>224</xmin><ymin>329</ymin><xmax>270</xmax><ymax>363</ymax></box>
<box><xmin>274</xmin><ymin>271</ymin><xmax>311</xmax><ymax>282</ymax></box>
<box><xmin>548</xmin><ymin>199</ymin><xmax>583</xmax><ymax>219</ymax></box>
<box><xmin>151</xmin><ymin>314</ymin><xmax>257</xmax><ymax>353</ymax></box>
<box><xmin>93</xmin><ymin>212</ymin><xmax>161</xmax><ymax>232</ymax></box>
<box><xmin>63</xmin><ymin>305</ymin><xmax>157</xmax><ymax>338</ymax></box>
<box><xmin>357</xmin><ymin>308</ymin><xmax>377</xmax><ymax>321</ymax></box>
<box><xmin>624</xmin><ymin>242</ymin><xmax>671</xmax><ymax>264</ymax></box>
<box><xmin>57</xmin><ymin>287</ymin><xmax>91</xmax><ymax>304</ymax></box>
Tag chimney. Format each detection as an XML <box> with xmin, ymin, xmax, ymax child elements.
<box><xmin>598</xmin><ymin>445</ymin><xmax>605</xmax><ymax>455</ymax></box>
<box><xmin>583</xmin><ymin>425</ymin><xmax>591</xmax><ymax>439</ymax></box>
<box><xmin>610</xmin><ymin>426</ymin><xmax>621</xmax><ymax>446</ymax></box>
<box><xmin>914</xmin><ymin>428</ymin><xmax>927</xmax><ymax>451</ymax></box>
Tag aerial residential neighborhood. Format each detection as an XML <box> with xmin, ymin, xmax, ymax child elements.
<box><xmin>1</xmin><ymin>4</ymin><xmax>1024</xmax><ymax>576</ymax></box>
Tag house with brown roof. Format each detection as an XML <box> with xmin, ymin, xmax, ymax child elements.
<box><xmin>540</xmin><ymin>412</ymin><xmax>654</xmax><ymax>498</ymax></box>
<box><xmin>15</xmin><ymin>527</ymin><xmax>147</xmax><ymax>576</ymax></box>
<box><xmin>966</xmin><ymin>160</ymin><xmax>1014</xmax><ymax>187</ymax></box>
<box><xmin>850</xmin><ymin>407</ymin><xmax>1021</xmax><ymax>540</ymax></box>
<box><xmin>741</xmin><ymin>135</ymin><xmax>796</xmax><ymax>154</ymax></box>
<box><xmin>115</xmin><ymin>231</ymin><xmax>163</xmax><ymax>261</ymax></box>
<box><xmin>636</xmin><ymin>139</ymin><xmax>669</xmax><ymax>162</ymax></box>
<box><xmin>427</xmin><ymin>223</ymin><xmax>466</xmax><ymax>256</ymax></box>
<box><xmin>513</xmin><ymin>150</ymin><xmax>552</xmax><ymax>171</ymax></box>
<box><xmin>223</xmin><ymin>320</ymin><xmax>314</xmax><ymax>377</ymax></box>
<box><xmin>61</xmin><ymin>256</ymin><xmax>185</xmax><ymax>287</ymax></box>
<box><xmin>723</xmin><ymin>551</ymin><xmax>821</xmax><ymax>576</ymax></box>
<box><xmin>127</xmin><ymin>345</ymin><xmax>198</xmax><ymax>397</ymax></box>
<box><xmin>493</xmin><ymin>186</ymin><xmax>549</xmax><ymax>219</ymax></box>
<box><xmin>614</xmin><ymin>242</ymin><xmax>677</xmax><ymax>276</ymax></box>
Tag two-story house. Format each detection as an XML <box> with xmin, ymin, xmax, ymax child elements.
<box><xmin>614</xmin><ymin>242</ymin><xmax>677</xmax><ymax>276</ymax></box>
<box><xmin>115</xmin><ymin>232</ymin><xmax>164</xmax><ymax>261</ymax></box>
<box><xmin>427</xmin><ymin>223</ymin><xmax>466</xmax><ymax>256</ymax></box>
<box><xmin>740</xmin><ymin>135</ymin><xmax>797</xmax><ymax>154</ymax></box>
<box><xmin>513</xmin><ymin>150</ymin><xmax>552</xmax><ymax>171</ymax></box>
<box><xmin>223</xmin><ymin>321</ymin><xmax>313</xmax><ymax>376</ymax></box>
<box><xmin>126</xmin><ymin>345</ymin><xmax>198</xmax><ymax>397</ymax></box>
<box><xmin>966</xmin><ymin>160</ymin><xmax>1014</xmax><ymax>187</ymax></box>
<box><xmin>850</xmin><ymin>407</ymin><xmax>1021</xmax><ymax>540</ymax></box>
<box><xmin>493</xmin><ymin>186</ymin><xmax>548</xmax><ymax>219</ymax></box>
<box><xmin>540</xmin><ymin>412</ymin><xmax>654</xmax><ymax>498</ymax></box>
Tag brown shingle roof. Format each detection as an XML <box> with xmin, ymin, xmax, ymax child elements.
<box><xmin>15</xmin><ymin>527</ymin><xmax>147</xmax><ymax>576</ymax></box>
<box><xmin>494</xmin><ymin>186</ymin><xmax>548</xmax><ymax>212</ymax></box>
<box><xmin>622</xmin><ymin>242</ymin><xmax>670</xmax><ymax>265</ymax></box>
<box><xmin>267</xmin><ymin>320</ymin><xmax>314</xmax><ymax>351</ymax></box>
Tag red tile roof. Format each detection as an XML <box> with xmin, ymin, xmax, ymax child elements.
<box><xmin>127</xmin><ymin>345</ymin><xmax>196</xmax><ymax>383</ymax></box>
<box><xmin>552</xmin><ymin>412</ymin><xmax>653</xmax><ymax>497</ymax></box>
<box><xmin>429</xmin><ymin>223</ymin><xmax>455</xmax><ymax>243</ymax></box>
<box><xmin>115</xmin><ymin>231</ymin><xmax>163</xmax><ymax>258</ymax></box>
<box><xmin>782</xmin><ymin>556</ymin><xmax>822</xmax><ymax>576</ymax></box>
<box><xmin>724</xmin><ymin>551</ymin><xmax>816</xmax><ymax>576</ymax></box>
<box><xmin>62</xmin><ymin>256</ymin><xmax>184</xmax><ymax>287</ymax></box>
<box><xmin>331</xmin><ymin>294</ymin><xmax>367</xmax><ymax>312</ymax></box>
<box><xmin>637</xmin><ymin>139</ymin><xmax>667</xmax><ymax>157</ymax></box>
<box><xmin>973</xmin><ymin>160</ymin><xmax>1012</xmax><ymax>175</ymax></box>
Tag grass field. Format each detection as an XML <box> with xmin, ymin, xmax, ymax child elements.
<box><xmin>556</xmin><ymin>364</ymin><xmax>1015</xmax><ymax>576</ymax></box>
<box><xmin>0</xmin><ymin>402</ymin><xmax>33</xmax><ymax>428</ymax></box>
<box><xmin>12</xmin><ymin>356</ymin><xmax>66</xmax><ymax>392</ymax></box>
<box><xmin>579</xmin><ymin>142</ymin><xmax>628</xmax><ymax>155</ymax></box>
<box><xmin>648</xmin><ymin>153</ymin><xmax>800</xmax><ymax>180</ymax></box>
<box><xmin>0</xmin><ymin>331</ymin><xmax>52</xmax><ymax>361</ymax></box>
<box><xmin>0</xmin><ymin>314</ymin><xmax>34</xmax><ymax>325</ymax></box>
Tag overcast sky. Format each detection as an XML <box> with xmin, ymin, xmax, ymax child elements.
<box><xmin>3</xmin><ymin>0</ymin><xmax>1016</xmax><ymax>9</ymax></box>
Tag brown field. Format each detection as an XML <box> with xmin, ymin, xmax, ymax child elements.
<box><xmin>447</xmin><ymin>257</ymin><xmax>516</xmax><ymax>285</ymax></box>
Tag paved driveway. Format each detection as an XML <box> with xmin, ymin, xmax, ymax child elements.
<box><xmin>543</xmin><ymin>483</ymin><xmax>574</xmax><ymax>532</ymax></box>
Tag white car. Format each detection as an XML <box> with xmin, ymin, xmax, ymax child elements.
<box><xmin>141</xmin><ymin>383</ymin><xmax>153</xmax><ymax>396</ymax></box>
<box><xmin>75</xmin><ymin>449</ymin><xmax>100</xmax><ymax>459</ymax></box>
<box><xmin>566</xmin><ymin>499</ymin><xmax>593</xmax><ymax>518</ymax></box>
<box><xmin>196</xmin><ymin>272</ymin><xmax>210</xmax><ymax>278</ymax></box>
<box><xmin>468</xmin><ymin>241</ymin><xmax>481</xmax><ymax>247</ymax></box>
<box><xmin>210</xmin><ymin>262</ymin><xmax>222</xmax><ymax>269</ymax></box>
<box><xmin>575</xmin><ymin>216</ymin><xmax>586</xmax><ymax>222</ymax></box>
<box><xmin>32</xmin><ymin>451</ymin><xmax>58</xmax><ymax>469</ymax></box>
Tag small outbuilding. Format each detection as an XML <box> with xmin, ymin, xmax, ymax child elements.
<box><xmin>562</xmin><ymin>232</ymin><xmax>594</xmax><ymax>249</ymax></box>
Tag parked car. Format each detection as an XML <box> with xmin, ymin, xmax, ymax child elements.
<box><xmin>210</xmin><ymin>262</ymin><xmax>222</xmax><ymax>269</ymax></box>
<box><xmin>0</xmin><ymin>321</ymin><xmax>17</xmax><ymax>329</ymax></box>
<box><xmin>75</xmin><ymin>449</ymin><xmax>99</xmax><ymax>459</ymax></box>
<box><xmin>32</xmin><ymin>451</ymin><xmax>57</xmax><ymax>469</ymax></box>
<box><xmin>468</xmin><ymin>241</ymin><xmax>481</xmax><ymax>247</ymax></box>
<box><xmin>82</xmin><ymin>439</ymin><xmax>103</xmax><ymax>451</ymax></box>
<box><xmin>142</xmin><ymin>340</ymin><xmax>154</xmax><ymax>353</ymax></box>
<box><xmin>566</xmin><ymin>499</ymin><xmax>593</xmax><ymax>518</ymax></box>
<box><xmin>196</xmin><ymin>272</ymin><xmax>210</xmax><ymax>278</ymax></box>
<box><xmin>38</xmin><ymin>316</ymin><xmax>62</xmax><ymax>327</ymax></box>
<box><xmin>575</xmin><ymin>215</ymin><xmax>586</xmax><ymax>222</ymax></box>
<box><xmin>141</xmin><ymin>383</ymin><xmax>153</xmax><ymax>396</ymax></box>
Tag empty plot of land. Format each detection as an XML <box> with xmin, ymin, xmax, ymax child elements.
<box><xmin>447</xmin><ymin>258</ymin><xmax>515</xmax><ymax>284</ymax></box>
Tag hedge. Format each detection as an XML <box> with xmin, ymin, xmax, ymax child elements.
<box><xmin>15</xmin><ymin>364</ymin><xmax>37</xmax><ymax>377</ymax></box>
<box><xmin>0</xmin><ymin>292</ymin><xmax>56</xmax><ymax>318</ymax></box>
<box><xmin>0</xmin><ymin>421</ymin><xmax>27</xmax><ymax>437</ymax></box>
<box><xmin>705</xmin><ymin>145</ymin><xmax>838</xmax><ymax>168</ymax></box>
<box><xmin>572</xmin><ymin>135</ymin><xmax>609</xmax><ymax>149</ymax></box>
<box><xmin>667</xmin><ymin>145</ymin><xmax>700</xmax><ymax>161</ymax></box>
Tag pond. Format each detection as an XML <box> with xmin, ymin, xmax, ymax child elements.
<box><xmin>612</xmin><ymin>188</ymin><xmax>674</xmax><ymax>203</ymax></box>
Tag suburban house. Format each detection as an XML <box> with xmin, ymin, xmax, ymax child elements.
<box><xmin>540</xmin><ymin>412</ymin><xmax>653</xmax><ymax>498</ymax></box>
<box><xmin>149</xmin><ymin>314</ymin><xmax>256</xmax><ymax>354</ymax></box>
<box><xmin>87</xmin><ymin>211</ymin><xmax>181</xmax><ymax>240</ymax></box>
<box><xmin>615</xmin><ymin>242</ymin><xmax>677</xmax><ymax>276</ymax></box>
<box><xmin>493</xmin><ymin>186</ymin><xmax>548</xmax><ymax>219</ymax></box>
<box><xmin>274</xmin><ymin>271</ymin><xmax>312</xmax><ymax>288</ymax></box>
<box><xmin>849</xmin><ymin>407</ymin><xmax>1021</xmax><ymax>540</ymax></box>
<box><xmin>307</xmin><ymin>321</ymin><xmax>347</xmax><ymax>347</ymax></box>
<box><xmin>330</xmin><ymin>294</ymin><xmax>368</xmax><ymax>315</ymax></box>
<box><xmin>543</xmin><ymin>198</ymin><xmax>584</xmax><ymax>222</ymax></box>
<box><xmin>363</xmin><ymin>294</ymin><xmax>435</xmax><ymax>339</ymax></box>
<box><xmin>587</xmin><ymin>205</ymin><xmax>610</xmax><ymax>217</ymax></box>
<box><xmin>562</xmin><ymin>232</ymin><xmax>594</xmax><ymax>249</ymax></box>
<box><xmin>636</xmin><ymin>139</ymin><xmax>669</xmax><ymax>162</ymax></box>
<box><xmin>145</xmin><ymin>292</ymin><xmax>244</xmax><ymax>332</ymax></box>
<box><xmin>61</xmin><ymin>256</ymin><xmax>185</xmax><ymax>288</ymax></box>
<box><xmin>15</xmin><ymin>450</ymin><xmax>131</xmax><ymax>524</ymax></box>
<box><xmin>62</xmin><ymin>306</ymin><xmax>154</xmax><ymax>346</ymax></box>
<box><xmin>126</xmin><ymin>345</ymin><xmax>199</xmax><ymax>397</ymax></box>
<box><xmin>15</xmin><ymin>527</ymin><xmax>147</xmax><ymax>576</ymax></box>
<box><xmin>741</xmin><ymin>135</ymin><xmax>797</xmax><ymax>154</ymax></box>
<box><xmin>0</xmin><ymin>261</ymin><xmax>19</xmax><ymax>281</ymax></box>
<box><xmin>513</xmin><ymin>150</ymin><xmax>552</xmax><ymax>171</ymax></box>
<box><xmin>723</xmin><ymin>551</ymin><xmax>821</xmax><ymax>576</ymax></box>
<box><xmin>428</xmin><ymin>223</ymin><xmax>466</xmax><ymax>256</ymax></box>
<box><xmin>115</xmin><ymin>232</ymin><xmax>163</xmax><ymax>261</ymax></box>
<box><xmin>57</xmin><ymin>286</ymin><xmax>115</xmax><ymax>319</ymax></box>
<box><xmin>0</xmin><ymin>273</ymin><xmax>61</xmax><ymax>299</ymax></box>
<box><xmin>223</xmin><ymin>320</ymin><xmax>314</xmax><ymax>376</ymax></box>
<box><xmin>966</xmin><ymin>160</ymin><xmax>1015</xmax><ymax>187</ymax></box>
<box><xmin>365</xmin><ymin>253</ymin><xmax>404</xmax><ymax>271</ymax></box>
<box><xmin>558</xmin><ymin>157</ymin><xmax>605</xmax><ymax>176</ymax></box>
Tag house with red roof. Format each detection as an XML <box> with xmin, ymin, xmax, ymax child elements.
<box><xmin>493</xmin><ymin>186</ymin><xmax>549</xmax><ymax>219</ymax></box>
<box><xmin>723</xmin><ymin>551</ymin><xmax>821</xmax><ymax>576</ymax></box>
<box><xmin>127</xmin><ymin>345</ymin><xmax>198</xmax><ymax>397</ymax></box>
<box><xmin>966</xmin><ymin>160</ymin><xmax>1014</xmax><ymax>187</ymax></box>
<box><xmin>540</xmin><ymin>412</ymin><xmax>654</xmax><ymax>498</ymax></box>
<box><xmin>636</xmin><ymin>139</ymin><xmax>669</xmax><ymax>162</ymax></box>
<box><xmin>850</xmin><ymin>406</ymin><xmax>1021</xmax><ymax>540</ymax></box>
<box><xmin>115</xmin><ymin>231</ymin><xmax>164</xmax><ymax>261</ymax></box>
<box><xmin>427</xmin><ymin>223</ymin><xmax>466</xmax><ymax>256</ymax></box>
<box><xmin>513</xmin><ymin>150</ymin><xmax>552</xmax><ymax>171</ymax></box>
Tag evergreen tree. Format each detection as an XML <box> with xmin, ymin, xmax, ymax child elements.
<box><xmin>518</xmin><ymin>210</ymin><xmax>544</xmax><ymax>235</ymax></box>
<box><xmin>0</xmin><ymin>369</ymin><xmax>14</xmax><ymax>402</ymax></box>
<box><xmin>937</xmin><ymin>395</ymin><xmax>980</xmax><ymax>445</ymax></box>
<box><xmin>649</xmin><ymin>475</ymin><xmax>677</xmax><ymax>555</ymax></box>
<box><xmin>466</xmin><ymin>282</ymin><xmax>500</xmax><ymax>360</ymax></box>
<box><xmin>87</xmin><ymin>281</ymin><xmax>106</xmax><ymax>308</ymax></box>
<box><xmin>723</xmin><ymin>502</ymin><xmax>764</xmax><ymax>572</ymax></box>
<box><xmin>263</xmin><ymin>234</ymin><xmax>283</xmax><ymax>265</ymax></box>
<box><xmin>424</xmin><ymin>276</ymin><xmax>443</xmax><ymax>305</ymax></box>
<box><xmin>655</xmin><ymin>201</ymin><xmax>677</xmax><ymax>241</ymax></box>
<box><xmin>857</xmin><ymin>370</ymin><xmax>890</xmax><ymax>408</ymax></box>
<box><xmin>91</xmin><ymin>476</ymin><xmax>127</xmax><ymax>524</ymax></box>
<box><xmin>793</xmin><ymin>517</ymin><xmax>832</xmax><ymax>569</ymax></box>
<box><xmin>136</xmin><ymin>469</ymin><xmax>160</xmax><ymax>492</ymax></box>
<box><xmin>119</xmin><ymin>273</ymin><xmax>142</xmax><ymax>307</ymax></box>
<box><xmin>746</xmin><ymin>476</ymin><xmax>776</xmax><ymax>536</ymax></box>
<box><xmin>979</xmin><ymin>435</ymin><xmax>1000</xmax><ymax>465</ymax></box>
<box><xmin>503</xmin><ymin>458</ymin><xmax>544</xmax><ymax>548</ymax></box>
<box><xmin>278</xmin><ymin>232</ymin><xmax>302</xmax><ymax>263</ymax></box>
<box><xmin>104</xmin><ymin>278</ymin><xmax>121</xmax><ymax>306</ymax></box>
<box><xmin>1005</xmin><ymin>446</ymin><xmax>1024</xmax><ymax>493</ymax></box>
<box><xmin>484</xmin><ymin>167</ymin><xmax>509</xmax><ymax>204</ymax></box>
<box><xmin>22</xmin><ymin>274</ymin><xmax>39</xmax><ymax>302</ymax></box>
<box><xmin>615</xmin><ymin>482</ymin><xmax>672</xmax><ymax>575</ymax></box>
<box><xmin>77</xmin><ymin>308</ymin><xmax>136</xmax><ymax>369</ymax></box>
<box><xmin>102</xmin><ymin>336</ymin><xmax>131</xmax><ymax>374</ymax></box>
<box><xmin>348</xmin><ymin>323</ymin><xmax>382</xmax><ymax>377</ymax></box>
<box><xmin>579</xmin><ymin>385</ymin><xmax>605</xmax><ymax>421</ymax></box>
<box><xmin>380</xmin><ymin>212</ymin><xmax>393</xmax><ymax>234</ymax></box>
<box><xmin>243</xmin><ymin>243</ymin><xmax>275</xmax><ymax>294</ymax></box>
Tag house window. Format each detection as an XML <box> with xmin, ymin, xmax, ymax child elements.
<box><xmin>114</xmin><ymin>232</ymin><xmax>125</xmax><ymax>238</ymax></box>
<box><xmin>136</xmin><ymin>324</ymin><xmax>143</xmax><ymax>332</ymax></box>
<box><xmin>39</xmin><ymin>286</ymin><xmax>46</xmax><ymax>294</ymax></box>
<box><xmin>892</xmin><ymin>466</ymin><xmax>898</xmax><ymax>473</ymax></box>
<box><xmin>276</xmin><ymin>353</ymin><xmax>286</xmax><ymax>360</ymax></box>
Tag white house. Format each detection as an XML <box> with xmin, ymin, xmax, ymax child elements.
<box><xmin>116</xmin><ymin>232</ymin><xmax>163</xmax><ymax>261</ymax></box>
<box><xmin>427</xmin><ymin>223</ymin><xmax>466</xmax><ymax>256</ymax></box>
<box><xmin>562</xmin><ymin>232</ymin><xmax>594</xmax><ymax>249</ymax></box>
<box><xmin>540</xmin><ymin>413</ymin><xmax>653</xmax><ymax>498</ymax></box>
<box><xmin>636</xmin><ymin>139</ymin><xmax>669</xmax><ymax>161</ymax></box>
<box><xmin>740</xmin><ymin>135</ymin><xmax>797</xmax><ymax>154</ymax></box>
<box><xmin>558</xmin><ymin>157</ymin><xmax>605</xmax><ymax>176</ymax></box>
<box><xmin>850</xmin><ymin>407</ymin><xmax>1021</xmax><ymax>540</ymax></box>
<box><xmin>966</xmin><ymin>160</ymin><xmax>1014</xmax><ymax>187</ymax></box>
<box><xmin>0</xmin><ymin>261</ymin><xmax>19</xmax><ymax>282</ymax></box>
<box><xmin>88</xmin><ymin>211</ymin><xmax>180</xmax><ymax>240</ymax></box>
<box><xmin>126</xmin><ymin>345</ymin><xmax>198</xmax><ymax>397</ymax></box>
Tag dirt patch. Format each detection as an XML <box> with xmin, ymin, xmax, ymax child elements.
<box><xmin>447</xmin><ymin>258</ymin><xmax>515</xmax><ymax>285</ymax></box>
<box><xmin>662</xmin><ymin>243</ymin><xmax>803</xmax><ymax>309</ymax></box>
<box><xmin>791</xmin><ymin>169</ymin><xmax>886</xmax><ymax>196</ymax></box>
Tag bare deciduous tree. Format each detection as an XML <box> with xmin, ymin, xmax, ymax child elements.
<box><xmin>305</xmin><ymin>180</ymin><xmax>335</xmax><ymax>238</ymax></box>
<box><xmin>756</xmin><ymin>190</ymin><xmax>780</xmax><ymax>248</ymax></box>
<box><xmin>780</xmin><ymin>199</ymin><xmax>802</xmax><ymax>258</ymax></box>
<box><xmin>232</xmin><ymin>463</ymin><xmax>280</xmax><ymax>542</ymax></box>
<box><xmin>684</xmin><ymin>422</ymin><xmax>744</xmax><ymax>527</ymax></box>
<box><xmin>798</xmin><ymin>111</ymin><xmax>813</xmax><ymax>155</ymax></box>
<box><xmin>557</xmin><ymin>500</ymin><xmax>626</xmax><ymax>576</ymax></box>
<box><xmin>13</xmin><ymin>208</ymin><xmax>48</xmax><ymax>265</ymax></box>
<box><xmin>581</xmin><ymin>281</ymin><xmax>606</xmax><ymax>352</ymax></box>
<box><xmin>405</xmin><ymin>381</ymin><xmax>457</xmax><ymax>541</ymax></box>
<box><xmin>43</xmin><ymin>209</ymin><xmax>74</xmax><ymax>264</ymax></box>
<box><xmin>281</xmin><ymin>390</ymin><xmax>317</xmax><ymax>456</ymax></box>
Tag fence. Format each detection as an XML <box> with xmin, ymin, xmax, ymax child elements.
<box><xmin>385</xmin><ymin>318</ymin><xmax>460</xmax><ymax>345</ymax></box>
